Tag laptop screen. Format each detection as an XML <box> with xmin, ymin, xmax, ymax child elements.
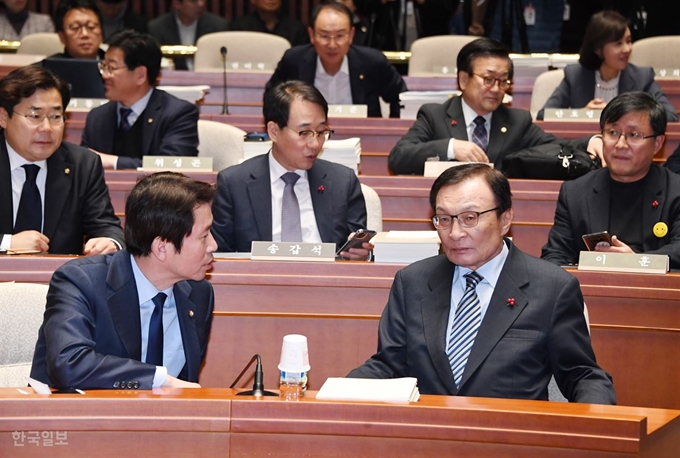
<box><xmin>42</xmin><ymin>58</ymin><xmax>106</xmax><ymax>99</ymax></box>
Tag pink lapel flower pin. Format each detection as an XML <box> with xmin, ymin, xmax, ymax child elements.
<box><xmin>318</xmin><ymin>185</ymin><xmax>325</xmax><ymax>193</ymax></box>
<box><xmin>451</xmin><ymin>120</ymin><xmax>457</xmax><ymax>127</ymax></box>
<box><xmin>507</xmin><ymin>298</ymin><xmax>516</xmax><ymax>308</ymax></box>
<box><xmin>653</xmin><ymin>200</ymin><xmax>659</xmax><ymax>208</ymax></box>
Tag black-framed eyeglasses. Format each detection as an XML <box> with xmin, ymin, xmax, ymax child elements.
<box><xmin>601</xmin><ymin>128</ymin><xmax>657</xmax><ymax>145</ymax></box>
<box><xmin>13</xmin><ymin>110</ymin><xmax>65</xmax><ymax>127</ymax></box>
<box><xmin>432</xmin><ymin>207</ymin><xmax>499</xmax><ymax>230</ymax></box>
<box><xmin>65</xmin><ymin>22</ymin><xmax>100</xmax><ymax>34</ymax></box>
<box><xmin>472</xmin><ymin>73</ymin><xmax>512</xmax><ymax>91</ymax></box>
<box><xmin>285</xmin><ymin>126</ymin><xmax>334</xmax><ymax>142</ymax></box>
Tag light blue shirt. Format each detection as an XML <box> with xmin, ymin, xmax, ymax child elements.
<box><xmin>446</xmin><ymin>241</ymin><xmax>510</xmax><ymax>346</ymax></box>
<box><xmin>130</xmin><ymin>255</ymin><xmax>185</xmax><ymax>387</ymax></box>
<box><xmin>116</xmin><ymin>87</ymin><xmax>154</xmax><ymax>127</ymax></box>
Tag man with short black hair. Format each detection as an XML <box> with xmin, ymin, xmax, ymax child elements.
<box><xmin>0</xmin><ymin>65</ymin><xmax>123</xmax><ymax>255</ymax></box>
<box><xmin>30</xmin><ymin>171</ymin><xmax>217</xmax><ymax>390</ymax></box>
<box><xmin>81</xmin><ymin>30</ymin><xmax>199</xmax><ymax>169</ymax></box>
<box><xmin>265</xmin><ymin>2</ymin><xmax>406</xmax><ymax>118</ymax></box>
<box><xmin>53</xmin><ymin>0</ymin><xmax>105</xmax><ymax>60</ymax></box>
<box><xmin>542</xmin><ymin>91</ymin><xmax>680</xmax><ymax>269</ymax></box>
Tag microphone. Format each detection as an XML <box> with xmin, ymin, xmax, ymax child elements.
<box><xmin>220</xmin><ymin>46</ymin><xmax>229</xmax><ymax>115</ymax></box>
<box><xmin>229</xmin><ymin>354</ymin><xmax>277</xmax><ymax>396</ymax></box>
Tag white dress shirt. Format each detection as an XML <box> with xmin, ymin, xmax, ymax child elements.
<box><xmin>314</xmin><ymin>55</ymin><xmax>352</xmax><ymax>105</ymax></box>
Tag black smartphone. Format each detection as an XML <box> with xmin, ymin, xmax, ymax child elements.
<box><xmin>244</xmin><ymin>132</ymin><xmax>270</xmax><ymax>142</ymax></box>
<box><xmin>582</xmin><ymin>231</ymin><xmax>612</xmax><ymax>251</ymax></box>
<box><xmin>336</xmin><ymin>229</ymin><xmax>377</xmax><ymax>255</ymax></box>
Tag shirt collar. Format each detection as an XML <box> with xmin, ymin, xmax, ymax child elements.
<box><xmin>6</xmin><ymin>140</ymin><xmax>47</xmax><ymax>171</ymax></box>
<box><xmin>460</xmin><ymin>97</ymin><xmax>492</xmax><ymax>129</ymax></box>
<box><xmin>453</xmin><ymin>239</ymin><xmax>509</xmax><ymax>289</ymax></box>
<box><xmin>315</xmin><ymin>55</ymin><xmax>349</xmax><ymax>77</ymax></box>
<box><xmin>117</xmin><ymin>87</ymin><xmax>154</xmax><ymax>117</ymax></box>
<box><xmin>268</xmin><ymin>150</ymin><xmax>307</xmax><ymax>185</ymax></box>
<box><xmin>130</xmin><ymin>254</ymin><xmax>174</xmax><ymax>306</ymax></box>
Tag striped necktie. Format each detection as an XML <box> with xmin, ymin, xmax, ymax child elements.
<box><xmin>471</xmin><ymin>116</ymin><xmax>488</xmax><ymax>151</ymax></box>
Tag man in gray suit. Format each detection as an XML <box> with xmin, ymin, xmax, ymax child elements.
<box><xmin>349</xmin><ymin>164</ymin><xmax>616</xmax><ymax>404</ymax></box>
<box><xmin>211</xmin><ymin>80</ymin><xmax>370</xmax><ymax>260</ymax></box>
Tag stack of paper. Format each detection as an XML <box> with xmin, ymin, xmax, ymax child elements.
<box><xmin>372</xmin><ymin>231</ymin><xmax>441</xmax><ymax>264</ymax></box>
<box><xmin>316</xmin><ymin>377</ymin><xmax>420</xmax><ymax>403</ymax></box>
<box><xmin>400</xmin><ymin>91</ymin><xmax>459</xmax><ymax>120</ymax></box>
<box><xmin>319</xmin><ymin>137</ymin><xmax>361</xmax><ymax>175</ymax></box>
<box><xmin>242</xmin><ymin>141</ymin><xmax>272</xmax><ymax>161</ymax></box>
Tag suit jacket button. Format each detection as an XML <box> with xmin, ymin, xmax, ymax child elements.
<box><xmin>126</xmin><ymin>382</ymin><xmax>133</xmax><ymax>389</ymax></box>
<box><xmin>133</xmin><ymin>382</ymin><xmax>139</xmax><ymax>389</ymax></box>
<box><xmin>113</xmin><ymin>381</ymin><xmax>120</xmax><ymax>388</ymax></box>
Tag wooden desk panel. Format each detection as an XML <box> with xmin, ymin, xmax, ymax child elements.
<box><xmin>2</xmin><ymin>389</ymin><xmax>679</xmax><ymax>457</ymax></box>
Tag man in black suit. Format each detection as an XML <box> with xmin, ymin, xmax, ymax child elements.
<box><xmin>542</xmin><ymin>91</ymin><xmax>680</xmax><ymax>269</ymax></box>
<box><xmin>31</xmin><ymin>172</ymin><xmax>217</xmax><ymax>390</ymax></box>
<box><xmin>212</xmin><ymin>80</ymin><xmax>370</xmax><ymax>260</ymax></box>
<box><xmin>81</xmin><ymin>30</ymin><xmax>199</xmax><ymax>169</ymax></box>
<box><xmin>0</xmin><ymin>65</ymin><xmax>123</xmax><ymax>255</ymax></box>
<box><xmin>349</xmin><ymin>164</ymin><xmax>616</xmax><ymax>404</ymax></box>
<box><xmin>388</xmin><ymin>38</ymin><xmax>600</xmax><ymax>175</ymax></box>
<box><xmin>148</xmin><ymin>0</ymin><xmax>229</xmax><ymax>71</ymax></box>
<box><xmin>265</xmin><ymin>2</ymin><xmax>406</xmax><ymax>118</ymax></box>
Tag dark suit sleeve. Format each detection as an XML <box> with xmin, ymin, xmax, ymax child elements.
<box><xmin>347</xmin><ymin>269</ymin><xmax>408</xmax><ymax>379</ymax></box>
<box><xmin>640</xmin><ymin>67</ymin><xmax>679</xmax><ymax>122</ymax></box>
<box><xmin>537</xmin><ymin>75</ymin><xmax>571</xmax><ymax>120</ymax></box>
<box><xmin>665</xmin><ymin>144</ymin><xmax>680</xmax><ymax>174</ymax></box>
<box><xmin>39</xmin><ymin>263</ymin><xmax>155</xmax><ymax>389</ymax></box>
<box><xmin>376</xmin><ymin>53</ymin><xmax>407</xmax><ymax>118</ymax></box>
<box><xmin>549</xmin><ymin>275</ymin><xmax>616</xmax><ymax>404</ymax></box>
<box><xmin>541</xmin><ymin>181</ymin><xmax>580</xmax><ymax>266</ymax></box>
<box><xmin>211</xmin><ymin>170</ymin><xmax>237</xmax><ymax>252</ymax></box>
<box><xmin>388</xmin><ymin>104</ymin><xmax>451</xmax><ymax>175</ymax></box>
<box><xmin>265</xmin><ymin>48</ymin><xmax>297</xmax><ymax>96</ymax></box>
<box><xmin>346</xmin><ymin>171</ymin><xmax>368</xmax><ymax>236</ymax></box>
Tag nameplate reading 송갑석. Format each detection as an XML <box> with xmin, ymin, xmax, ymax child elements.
<box><xmin>251</xmin><ymin>241</ymin><xmax>336</xmax><ymax>262</ymax></box>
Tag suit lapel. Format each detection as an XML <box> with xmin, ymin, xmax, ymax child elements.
<box><xmin>0</xmin><ymin>143</ymin><xmax>13</xmax><ymax>234</ymax></box>
<box><xmin>642</xmin><ymin>166</ymin><xmax>665</xmax><ymax>251</ymax></box>
<box><xmin>173</xmin><ymin>281</ymin><xmax>201</xmax><ymax>380</ymax></box>
<box><xmin>459</xmin><ymin>242</ymin><xmax>529</xmax><ymax>389</ymax></box>
<box><xmin>43</xmin><ymin>146</ymin><xmax>74</xmax><ymax>241</ymax></box>
<box><xmin>246</xmin><ymin>155</ymin><xmax>273</xmax><ymax>240</ymax></box>
<box><xmin>586</xmin><ymin>171</ymin><xmax>610</xmax><ymax>232</ymax></box>
<box><xmin>99</xmin><ymin>103</ymin><xmax>117</xmax><ymax>152</ymax></box>
<box><xmin>619</xmin><ymin>67</ymin><xmax>635</xmax><ymax>93</ymax></box>
<box><xmin>347</xmin><ymin>47</ymin><xmax>364</xmax><ymax>105</ymax></box>
<box><xmin>308</xmin><ymin>162</ymin><xmax>333</xmax><ymax>241</ymax></box>
<box><xmin>487</xmin><ymin>106</ymin><xmax>511</xmax><ymax>163</ymax></box>
<box><xmin>106</xmin><ymin>251</ymin><xmax>143</xmax><ymax>360</ymax></box>
<box><xmin>446</xmin><ymin>97</ymin><xmax>469</xmax><ymax>140</ymax></box>
<box><xmin>300</xmin><ymin>47</ymin><xmax>317</xmax><ymax>84</ymax></box>
<box><xmin>421</xmin><ymin>257</ymin><xmax>459</xmax><ymax>394</ymax></box>
<box><xmin>140</xmin><ymin>89</ymin><xmax>161</xmax><ymax>156</ymax></box>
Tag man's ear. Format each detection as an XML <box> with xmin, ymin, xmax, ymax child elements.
<box><xmin>0</xmin><ymin>107</ymin><xmax>9</xmax><ymax>129</ymax></box>
<box><xmin>654</xmin><ymin>134</ymin><xmax>666</xmax><ymax>155</ymax></box>
<box><xmin>134</xmin><ymin>66</ymin><xmax>148</xmax><ymax>86</ymax></box>
<box><xmin>308</xmin><ymin>26</ymin><xmax>315</xmax><ymax>44</ymax></box>
<box><xmin>151</xmin><ymin>236</ymin><xmax>168</xmax><ymax>261</ymax></box>
<box><xmin>458</xmin><ymin>71</ymin><xmax>470</xmax><ymax>91</ymax></box>
<box><xmin>267</xmin><ymin>120</ymin><xmax>280</xmax><ymax>142</ymax></box>
<box><xmin>57</xmin><ymin>31</ymin><xmax>66</xmax><ymax>46</ymax></box>
<box><xmin>500</xmin><ymin>208</ymin><xmax>513</xmax><ymax>236</ymax></box>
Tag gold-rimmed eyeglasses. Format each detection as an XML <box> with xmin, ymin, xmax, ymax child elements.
<box><xmin>285</xmin><ymin>126</ymin><xmax>334</xmax><ymax>142</ymax></box>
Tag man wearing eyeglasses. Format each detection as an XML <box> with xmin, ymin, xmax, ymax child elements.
<box><xmin>542</xmin><ymin>91</ymin><xmax>680</xmax><ymax>269</ymax></box>
<box><xmin>80</xmin><ymin>30</ymin><xmax>199</xmax><ymax>169</ymax></box>
<box><xmin>212</xmin><ymin>80</ymin><xmax>370</xmax><ymax>260</ymax></box>
<box><xmin>389</xmin><ymin>37</ymin><xmax>590</xmax><ymax>175</ymax></box>
<box><xmin>52</xmin><ymin>0</ymin><xmax>105</xmax><ymax>60</ymax></box>
<box><xmin>265</xmin><ymin>2</ymin><xmax>406</xmax><ymax>118</ymax></box>
<box><xmin>349</xmin><ymin>163</ymin><xmax>615</xmax><ymax>403</ymax></box>
<box><xmin>0</xmin><ymin>65</ymin><xmax>123</xmax><ymax>255</ymax></box>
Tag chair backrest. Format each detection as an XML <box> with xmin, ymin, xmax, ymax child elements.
<box><xmin>408</xmin><ymin>35</ymin><xmax>477</xmax><ymax>77</ymax></box>
<box><xmin>16</xmin><ymin>33</ymin><xmax>64</xmax><ymax>55</ymax></box>
<box><xmin>530</xmin><ymin>69</ymin><xmax>565</xmax><ymax>120</ymax></box>
<box><xmin>197</xmin><ymin>120</ymin><xmax>246</xmax><ymax>172</ymax></box>
<box><xmin>548</xmin><ymin>302</ymin><xmax>590</xmax><ymax>402</ymax></box>
<box><xmin>360</xmin><ymin>183</ymin><xmax>383</xmax><ymax>232</ymax></box>
<box><xmin>629</xmin><ymin>36</ymin><xmax>680</xmax><ymax>70</ymax></box>
<box><xmin>0</xmin><ymin>282</ymin><xmax>48</xmax><ymax>387</ymax></box>
<box><xmin>194</xmin><ymin>31</ymin><xmax>291</xmax><ymax>73</ymax></box>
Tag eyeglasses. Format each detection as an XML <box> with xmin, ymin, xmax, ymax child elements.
<box><xmin>314</xmin><ymin>32</ymin><xmax>350</xmax><ymax>45</ymax></box>
<box><xmin>286</xmin><ymin>126</ymin><xmax>334</xmax><ymax>142</ymax></box>
<box><xmin>602</xmin><ymin>128</ymin><xmax>657</xmax><ymax>145</ymax></box>
<box><xmin>472</xmin><ymin>73</ymin><xmax>512</xmax><ymax>91</ymax></box>
<box><xmin>432</xmin><ymin>207</ymin><xmax>499</xmax><ymax>230</ymax></box>
<box><xmin>65</xmin><ymin>22</ymin><xmax>100</xmax><ymax>34</ymax></box>
<box><xmin>98</xmin><ymin>61</ymin><xmax>126</xmax><ymax>77</ymax></box>
<box><xmin>13</xmin><ymin>110</ymin><xmax>65</xmax><ymax>127</ymax></box>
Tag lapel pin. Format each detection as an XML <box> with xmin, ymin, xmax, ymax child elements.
<box><xmin>64</xmin><ymin>167</ymin><xmax>71</xmax><ymax>175</ymax></box>
<box><xmin>507</xmin><ymin>297</ymin><xmax>515</xmax><ymax>308</ymax></box>
<box><xmin>652</xmin><ymin>200</ymin><xmax>659</xmax><ymax>208</ymax></box>
<box><xmin>148</xmin><ymin>118</ymin><xmax>153</xmax><ymax>124</ymax></box>
<box><xmin>359</xmin><ymin>74</ymin><xmax>364</xmax><ymax>80</ymax></box>
<box><xmin>451</xmin><ymin>120</ymin><xmax>457</xmax><ymax>127</ymax></box>
<box><xmin>188</xmin><ymin>310</ymin><xmax>194</xmax><ymax>317</ymax></box>
<box><xmin>653</xmin><ymin>222</ymin><xmax>668</xmax><ymax>238</ymax></box>
<box><xmin>500</xmin><ymin>127</ymin><xmax>507</xmax><ymax>133</ymax></box>
<box><xmin>317</xmin><ymin>185</ymin><xmax>325</xmax><ymax>193</ymax></box>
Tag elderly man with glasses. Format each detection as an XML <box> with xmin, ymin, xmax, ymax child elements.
<box><xmin>265</xmin><ymin>2</ymin><xmax>406</xmax><ymax>118</ymax></box>
<box><xmin>80</xmin><ymin>29</ymin><xmax>199</xmax><ymax>169</ymax></box>
<box><xmin>0</xmin><ymin>65</ymin><xmax>123</xmax><ymax>255</ymax></box>
<box><xmin>349</xmin><ymin>163</ymin><xmax>616</xmax><ymax>404</ymax></box>
<box><xmin>542</xmin><ymin>91</ymin><xmax>680</xmax><ymax>269</ymax></box>
<box><xmin>388</xmin><ymin>37</ymin><xmax>602</xmax><ymax>175</ymax></box>
<box><xmin>211</xmin><ymin>80</ymin><xmax>371</xmax><ymax>260</ymax></box>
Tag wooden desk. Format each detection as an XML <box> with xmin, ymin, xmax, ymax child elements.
<box><xmin>2</xmin><ymin>256</ymin><xmax>680</xmax><ymax>410</ymax></box>
<box><xmin>2</xmin><ymin>389</ymin><xmax>679</xmax><ymax>457</ymax></box>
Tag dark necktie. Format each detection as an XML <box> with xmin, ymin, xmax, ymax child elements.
<box><xmin>119</xmin><ymin>107</ymin><xmax>133</xmax><ymax>132</ymax></box>
<box><xmin>471</xmin><ymin>116</ymin><xmax>488</xmax><ymax>151</ymax></box>
<box><xmin>281</xmin><ymin>172</ymin><xmax>302</xmax><ymax>242</ymax></box>
<box><xmin>14</xmin><ymin>164</ymin><xmax>42</xmax><ymax>233</ymax></box>
<box><xmin>146</xmin><ymin>292</ymin><xmax>166</xmax><ymax>366</ymax></box>
<box><xmin>446</xmin><ymin>271</ymin><xmax>484</xmax><ymax>388</ymax></box>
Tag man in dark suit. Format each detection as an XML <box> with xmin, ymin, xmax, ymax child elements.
<box><xmin>212</xmin><ymin>80</ymin><xmax>370</xmax><ymax>260</ymax></box>
<box><xmin>81</xmin><ymin>30</ymin><xmax>199</xmax><ymax>170</ymax></box>
<box><xmin>148</xmin><ymin>0</ymin><xmax>229</xmax><ymax>71</ymax></box>
<box><xmin>388</xmin><ymin>38</ymin><xmax>598</xmax><ymax>175</ymax></box>
<box><xmin>31</xmin><ymin>172</ymin><xmax>217</xmax><ymax>390</ymax></box>
<box><xmin>265</xmin><ymin>2</ymin><xmax>406</xmax><ymax>118</ymax></box>
<box><xmin>542</xmin><ymin>91</ymin><xmax>680</xmax><ymax>269</ymax></box>
<box><xmin>349</xmin><ymin>164</ymin><xmax>616</xmax><ymax>404</ymax></box>
<box><xmin>0</xmin><ymin>65</ymin><xmax>123</xmax><ymax>255</ymax></box>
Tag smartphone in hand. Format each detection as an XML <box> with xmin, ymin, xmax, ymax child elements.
<box><xmin>582</xmin><ymin>231</ymin><xmax>612</xmax><ymax>251</ymax></box>
<box><xmin>336</xmin><ymin>229</ymin><xmax>377</xmax><ymax>255</ymax></box>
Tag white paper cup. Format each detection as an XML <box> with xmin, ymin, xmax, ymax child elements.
<box><xmin>278</xmin><ymin>334</ymin><xmax>311</xmax><ymax>372</ymax></box>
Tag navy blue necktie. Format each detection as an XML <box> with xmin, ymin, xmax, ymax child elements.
<box><xmin>471</xmin><ymin>116</ymin><xmax>488</xmax><ymax>151</ymax></box>
<box><xmin>146</xmin><ymin>292</ymin><xmax>166</xmax><ymax>366</ymax></box>
<box><xmin>14</xmin><ymin>164</ymin><xmax>42</xmax><ymax>233</ymax></box>
<box><xmin>119</xmin><ymin>107</ymin><xmax>133</xmax><ymax>132</ymax></box>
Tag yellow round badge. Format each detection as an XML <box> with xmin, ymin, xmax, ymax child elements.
<box><xmin>653</xmin><ymin>222</ymin><xmax>668</xmax><ymax>238</ymax></box>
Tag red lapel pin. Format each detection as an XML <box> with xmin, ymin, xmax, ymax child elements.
<box><xmin>652</xmin><ymin>200</ymin><xmax>659</xmax><ymax>208</ymax></box>
<box><xmin>318</xmin><ymin>185</ymin><xmax>325</xmax><ymax>193</ymax></box>
<box><xmin>507</xmin><ymin>298</ymin><xmax>516</xmax><ymax>308</ymax></box>
<box><xmin>451</xmin><ymin>120</ymin><xmax>457</xmax><ymax>127</ymax></box>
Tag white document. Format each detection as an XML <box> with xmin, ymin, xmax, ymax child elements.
<box><xmin>317</xmin><ymin>377</ymin><xmax>420</xmax><ymax>403</ymax></box>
